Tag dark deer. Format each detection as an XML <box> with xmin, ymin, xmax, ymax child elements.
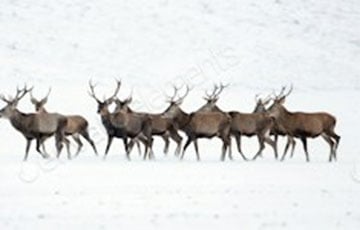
<box><xmin>114</xmin><ymin>94</ymin><xmax>183</xmax><ymax>156</ymax></box>
<box><xmin>0</xmin><ymin>86</ymin><xmax>67</xmax><ymax>160</ymax></box>
<box><xmin>267</xmin><ymin>86</ymin><xmax>340</xmax><ymax>162</ymax></box>
<box><xmin>89</xmin><ymin>80</ymin><xmax>153</xmax><ymax>160</ymax></box>
<box><xmin>163</xmin><ymin>84</ymin><xmax>231</xmax><ymax>161</ymax></box>
<box><xmin>30</xmin><ymin>88</ymin><xmax>98</xmax><ymax>157</ymax></box>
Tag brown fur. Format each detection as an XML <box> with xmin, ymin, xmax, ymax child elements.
<box><xmin>267</xmin><ymin>98</ymin><xmax>340</xmax><ymax>162</ymax></box>
<box><xmin>30</xmin><ymin>90</ymin><xmax>98</xmax><ymax>157</ymax></box>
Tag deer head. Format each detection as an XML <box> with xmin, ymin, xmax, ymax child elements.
<box><xmin>253</xmin><ymin>93</ymin><xmax>272</xmax><ymax>113</ymax></box>
<box><xmin>267</xmin><ymin>85</ymin><xmax>293</xmax><ymax>118</ymax></box>
<box><xmin>114</xmin><ymin>89</ymin><xmax>133</xmax><ymax>113</ymax></box>
<box><xmin>199</xmin><ymin>83</ymin><xmax>229</xmax><ymax>112</ymax></box>
<box><xmin>163</xmin><ymin>85</ymin><xmax>191</xmax><ymax>118</ymax></box>
<box><xmin>0</xmin><ymin>85</ymin><xmax>33</xmax><ymax>118</ymax></box>
<box><xmin>89</xmin><ymin>79</ymin><xmax>121</xmax><ymax>115</ymax></box>
<box><xmin>30</xmin><ymin>87</ymin><xmax>51</xmax><ymax>112</ymax></box>
<box><xmin>203</xmin><ymin>83</ymin><xmax>228</xmax><ymax>104</ymax></box>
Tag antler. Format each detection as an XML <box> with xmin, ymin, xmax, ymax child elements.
<box><xmin>176</xmin><ymin>85</ymin><xmax>191</xmax><ymax>104</ymax></box>
<box><xmin>284</xmin><ymin>84</ymin><xmax>293</xmax><ymax>97</ymax></box>
<box><xmin>205</xmin><ymin>83</ymin><xmax>229</xmax><ymax>100</ymax></box>
<box><xmin>30</xmin><ymin>87</ymin><xmax>51</xmax><ymax>104</ymax></box>
<box><xmin>167</xmin><ymin>85</ymin><xmax>181</xmax><ymax>102</ymax></box>
<box><xmin>125</xmin><ymin>88</ymin><xmax>133</xmax><ymax>104</ymax></box>
<box><xmin>42</xmin><ymin>87</ymin><xmax>51</xmax><ymax>103</ymax></box>
<box><xmin>1</xmin><ymin>85</ymin><xmax>33</xmax><ymax>104</ymax></box>
<box><xmin>15</xmin><ymin>85</ymin><xmax>33</xmax><ymax>102</ymax></box>
<box><xmin>274</xmin><ymin>84</ymin><xmax>293</xmax><ymax>100</ymax></box>
<box><xmin>205</xmin><ymin>84</ymin><xmax>218</xmax><ymax>100</ymax></box>
<box><xmin>255</xmin><ymin>94</ymin><xmax>260</xmax><ymax>103</ymax></box>
<box><xmin>88</xmin><ymin>80</ymin><xmax>101</xmax><ymax>103</ymax></box>
<box><xmin>213</xmin><ymin>82</ymin><xmax>229</xmax><ymax>99</ymax></box>
<box><xmin>262</xmin><ymin>94</ymin><xmax>272</xmax><ymax>106</ymax></box>
<box><xmin>110</xmin><ymin>79</ymin><xmax>121</xmax><ymax>100</ymax></box>
<box><xmin>0</xmin><ymin>94</ymin><xmax>11</xmax><ymax>103</ymax></box>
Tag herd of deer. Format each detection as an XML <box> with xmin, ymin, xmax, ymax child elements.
<box><xmin>0</xmin><ymin>81</ymin><xmax>340</xmax><ymax>162</ymax></box>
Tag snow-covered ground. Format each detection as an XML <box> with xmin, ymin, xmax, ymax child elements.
<box><xmin>1</xmin><ymin>0</ymin><xmax>360</xmax><ymax>229</ymax></box>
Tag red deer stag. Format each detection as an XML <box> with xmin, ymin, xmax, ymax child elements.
<box><xmin>164</xmin><ymin>85</ymin><xmax>231</xmax><ymax>161</ymax></box>
<box><xmin>252</xmin><ymin>93</ymin><xmax>297</xmax><ymax>159</ymax></box>
<box><xmin>197</xmin><ymin>84</ymin><xmax>277</xmax><ymax>161</ymax></box>
<box><xmin>30</xmin><ymin>88</ymin><xmax>98</xmax><ymax>157</ymax></box>
<box><xmin>0</xmin><ymin>86</ymin><xmax>67</xmax><ymax>160</ymax></box>
<box><xmin>89</xmin><ymin>80</ymin><xmax>153</xmax><ymax>160</ymax></box>
<box><xmin>114</xmin><ymin>94</ymin><xmax>183</xmax><ymax>156</ymax></box>
<box><xmin>267</xmin><ymin>86</ymin><xmax>340</xmax><ymax>162</ymax></box>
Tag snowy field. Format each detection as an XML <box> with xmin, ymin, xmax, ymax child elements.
<box><xmin>1</xmin><ymin>0</ymin><xmax>360</xmax><ymax>229</ymax></box>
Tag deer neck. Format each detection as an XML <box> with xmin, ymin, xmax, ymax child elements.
<box><xmin>175</xmin><ymin>108</ymin><xmax>190</xmax><ymax>129</ymax></box>
<box><xmin>274</xmin><ymin>106</ymin><xmax>293</xmax><ymax>129</ymax></box>
<box><xmin>8</xmin><ymin>109</ymin><xmax>32</xmax><ymax>134</ymax></box>
<box><xmin>38</xmin><ymin>107</ymin><xmax>48</xmax><ymax>113</ymax></box>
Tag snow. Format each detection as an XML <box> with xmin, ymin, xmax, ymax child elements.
<box><xmin>1</xmin><ymin>0</ymin><xmax>360</xmax><ymax>229</ymax></box>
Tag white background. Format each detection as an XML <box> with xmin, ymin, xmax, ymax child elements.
<box><xmin>0</xmin><ymin>0</ymin><xmax>360</xmax><ymax>229</ymax></box>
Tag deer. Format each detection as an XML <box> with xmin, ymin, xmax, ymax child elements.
<box><xmin>30</xmin><ymin>88</ymin><xmax>98</xmax><ymax>158</ymax></box>
<box><xmin>196</xmin><ymin>84</ymin><xmax>277</xmax><ymax>161</ymax></box>
<box><xmin>0</xmin><ymin>86</ymin><xmax>67</xmax><ymax>161</ymax></box>
<box><xmin>252</xmin><ymin>93</ymin><xmax>297</xmax><ymax>159</ymax></box>
<box><xmin>163</xmin><ymin>85</ymin><xmax>232</xmax><ymax>161</ymax></box>
<box><xmin>89</xmin><ymin>80</ymin><xmax>153</xmax><ymax>160</ymax></box>
<box><xmin>113</xmin><ymin>94</ymin><xmax>183</xmax><ymax>156</ymax></box>
<box><xmin>267</xmin><ymin>86</ymin><xmax>341</xmax><ymax>162</ymax></box>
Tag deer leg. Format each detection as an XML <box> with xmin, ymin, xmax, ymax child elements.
<box><xmin>55</xmin><ymin>135</ymin><xmax>64</xmax><ymax>159</ymax></box>
<box><xmin>221</xmin><ymin>136</ymin><xmax>231</xmax><ymax>161</ymax></box>
<box><xmin>274</xmin><ymin>134</ymin><xmax>278</xmax><ymax>155</ymax></box>
<box><xmin>290</xmin><ymin>137</ymin><xmax>296</xmax><ymax>158</ymax></box>
<box><xmin>328</xmin><ymin>130</ymin><xmax>340</xmax><ymax>161</ymax></box>
<box><xmin>170</xmin><ymin>129</ymin><xmax>182</xmax><ymax>157</ymax></box>
<box><xmin>321</xmin><ymin>134</ymin><xmax>335</xmax><ymax>162</ymax></box>
<box><xmin>161</xmin><ymin>134</ymin><xmax>170</xmax><ymax>155</ymax></box>
<box><xmin>24</xmin><ymin>139</ymin><xmax>32</xmax><ymax>161</ymax></box>
<box><xmin>135</xmin><ymin>139</ymin><xmax>142</xmax><ymax>156</ymax></box>
<box><xmin>281</xmin><ymin>137</ymin><xmax>291</xmax><ymax>161</ymax></box>
<box><xmin>123</xmin><ymin>138</ymin><xmax>132</xmax><ymax>161</ymax></box>
<box><xmin>104</xmin><ymin>135</ymin><xmax>114</xmax><ymax>159</ymax></box>
<box><xmin>137</xmin><ymin>135</ymin><xmax>151</xmax><ymax>160</ymax></box>
<box><xmin>72</xmin><ymin>134</ymin><xmax>83</xmax><ymax>157</ymax></box>
<box><xmin>181</xmin><ymin>137</ymin><xmax>192</xmax><ymax>160</ymax></box>
<box><xmin>193</xmin><ymin>139</ymin><xmax>200</xmax><ymax>161</ymax></box>
<box><xmin>234</xmin><ymin>133</ymin><xmax>247</xmax><ymax>160</ymax></box>
<box><xmin>300</xmin><ymin>137</ymin><xmax>310</xmax><ymax>162</ymax></box>
<box><xmin>281</xmin><ymin>136</ymin><xmax>295</xmax><ymax>161</ymax></box>
<box><xmin>252</xmin><ymin>135</ymin><xmax>265</xmax><ymax>160</ymax></box>
<box><xmin>127</xmin><ymin>138</ymin><xmax>138</xmax><ymax>155</ymax></box>
<box><xmin>80</xmin><ymin>130</ymin><xmax>98</xmax><ymax>156</ymax></box>
<box><xmin>264</xmin><ymin>131</ymin><xmax>277</xmax><ymax>160</ymax></box>
<box><xmin>63</xmin><ymin>137</ymin><xmax>71</xmax><ymax>160</ymax></box>
<box><xmin>127</xmin><ymin>138</ymin><xmax>135</xmax><ymax>154</ymax></box>
<box><xmin>36</xmin><ymin>136</ymin><xmax>50</xmax><ymax>159</ymax></box>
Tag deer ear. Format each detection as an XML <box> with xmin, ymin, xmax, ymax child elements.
<box><xmin>41</xmin><ymin>97</ymin><xmax>48</xmax><ymax>104</ymax></box>
<box><xmin>30</xmin><ymin>98</ymin><xmax>37</xmax><ymax>105</ymax></box>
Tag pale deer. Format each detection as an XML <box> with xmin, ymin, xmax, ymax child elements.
<box><xmin>197</xmin><ymin>84</ymin><xmax>277</xmax><ymax>161</ymax></box>
<box><xmin>267</xmin><ymin>86</ymin><xmax>340</xmax><ymax>162</ymax></box>
<box><xmin>30</xmin><ymin>88</ymin><xmax>98</xmax><ymax>157</ymax></box>
<box><xmin>252</xmin><ymin>94</ymin><xmax>296</xmax><ymax>159</ymax></box>
<box><xmin>0</xmin><ymin>86</ymin><xmax>67</xmax><ymax>160</ymax></box>
<box><xmin>163</xmin><ymin>85</ymin><xmax>231</xmax><ymax>161</ymax></box>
